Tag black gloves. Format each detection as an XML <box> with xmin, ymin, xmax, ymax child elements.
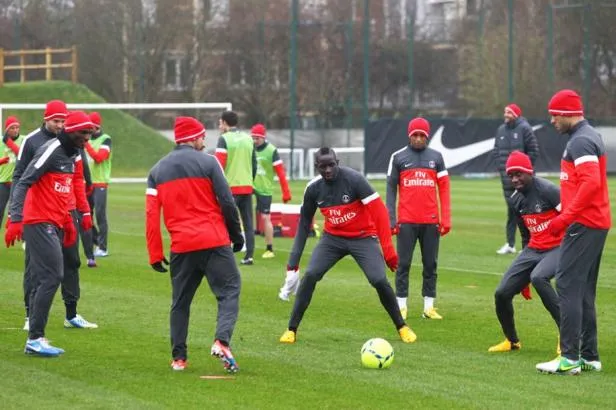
<box><xmin>151</xmin><ymin>257</ymin><xmax>169</xmax><ymax>273</ymax></box>
<box><xmin>232</xmin><ymin>238</ymin><xmax>245</xmax><ymax>253</ymax></box>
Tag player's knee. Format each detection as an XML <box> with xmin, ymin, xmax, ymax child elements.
<box><xmin>494</xmin><ymin>287</ymin><xmax>510</xmax><ymax>302</ymax></box>
<box><xmin>371</xmin><ymin>277</ymin><xmax>390</xmax><ymax>290</ymax></box>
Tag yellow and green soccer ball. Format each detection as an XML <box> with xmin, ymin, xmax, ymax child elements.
<box><xmin>361</xmin><ymin>338</ymin><xmax>394</xmax><ymax>369</ymax></box>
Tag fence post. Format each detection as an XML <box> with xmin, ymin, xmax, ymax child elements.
<box><xmin>0</xmin><ymin>49</ymin><xmax>4</xmax><ymax>87</ymax></box>
<box><xmin>20</xmin><ymin>51</ymin><xmax>25</xmax><ymax>82</ymax></box>
<box><xmin>45</xmin><ymin>47</ymin><xmax>52</xmax><ymax>81</ymax></box>
<box><xmin>72</xmin><ymin>45</ymin><xmax>78</xmax><ymax>83</ymax></box>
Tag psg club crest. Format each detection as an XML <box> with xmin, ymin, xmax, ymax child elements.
<box><xmin>429</xmin><ymin>161</ymin><xmax>435</xmax><ymax>168</ymax></box>
<box><xmin>342</xmin><ymin>194</ymin><xmax>350</xmax><ymax>203</ymax></box>
<box><xmin>513</xmin><ymin>133</ymin><xmax>518</xmax><ymax>139</ymax></box>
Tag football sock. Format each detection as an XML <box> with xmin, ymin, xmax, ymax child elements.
<box><xmin>65</xmin><ymin>302</ymin><xmax>77</xmax><ymax>320</ymax></box>
<box><xmin>396</xmin><ymin>297</ymin><xmax>407</xmax><ymax>310</ymax></box>
<box><xmin>266</xmin><ymin>244</ymin><xmax>273</xmax><ymax>252</ymax></box>
<box><xmin>424</xmin><ymin>296</ymin><xmax>434</xmax><ymax>311</ymax></box>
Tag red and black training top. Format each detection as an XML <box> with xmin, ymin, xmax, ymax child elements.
<box><xmin>559</xmin><ymin>120</ymin><xmax>611</xmax><ymax>230</ymax></box>
<box><xmin>146</xmin><ymin>145</ymin><xmax>242</xmax><ymax>264</ymax></box>
<box><xmin>287</xmin><ymin>166</ymin><xmax>393</xmax><ymax>268</ymax></box>
<box><xmin>9</xmin><ymin>133</ymin><xmax>78</xmax><ymax>228</ymax></box>
<box><xmin>386</xmin><ymin>145</ymin><xmax>451</xmax><ymax>227</ymax></box>
<box><xmin>510</xmin><ymin>176</ymin><xmax>563</xmax><ymax>251</ymax></box>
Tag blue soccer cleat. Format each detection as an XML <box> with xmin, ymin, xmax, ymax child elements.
<box><xmin>211</xmin><ymin>340</ymin><xmax>239</xmax><ymax>373</ymax></box>
<box><xmin>24</xmin><ymin>338</ymin><xmax>64</xmax><ymax>357</ymax></box>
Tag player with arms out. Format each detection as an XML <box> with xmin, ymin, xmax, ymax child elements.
<box><xmin>146</xmin><ymin>117</ymin><xmax>244</xmax><ymax>372</ymax></box>
<box><xmin>278</xmin><ymin>147</ymin><xmax>417</xmax><ymax>344</ymax></box>
<box><xmin>251</xmin><ymin>123</ymin><xmax>291</xmax><ymax>258</ymax></box>
<box><xmin>488</xmin><ymin>151</ymin><xmax>562</xmax><ymax>354</ymax></box>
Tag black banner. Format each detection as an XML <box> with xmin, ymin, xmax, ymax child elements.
<box><xmin>365</xmin><ymin>118</ymin><xmax>568</xmax><ymax>175</ymax></box>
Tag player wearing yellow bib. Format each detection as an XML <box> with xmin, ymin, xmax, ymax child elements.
<box><xmin>251</xmin><ymin>124</ymin><xmax>291</xmax><ymax>258</ymax></box>
<box><xmin>84</xmin><ymin>112</ymin><xmax>112</xmax><ymax>259</ymax></box>
<box><xmin>215</xmin><ymin>111</ymin><xmax>257</xmax><ymax>265</ymax></box>
<box><xmin>1</xmin><ymin>116</ymin><xmax>24</xmax><ymax>228</ymax></box>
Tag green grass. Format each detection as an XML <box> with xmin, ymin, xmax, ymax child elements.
<box><xmin>0</xmin><ymin>81</ymin><xmax>172</xmax><ymax>176</ymax></box>
<box><xmin>0</xmin><ymin>177</ymin><xmax>615</xmax><ymax>409</ymax></box>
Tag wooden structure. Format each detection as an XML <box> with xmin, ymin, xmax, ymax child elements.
<box><xmin>0</xmin><ymin>46</ymin><xmax>78</xmax><ymax>86</ymax></box>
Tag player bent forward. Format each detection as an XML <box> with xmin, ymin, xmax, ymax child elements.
<box><xmin>489</xmin><ymin>151</ymin><xmax>562</xmax><ymax>354</ymax></box>
<box><xmin>279</xmin><ymin>147</ymin><xmax>417</xmax><ymax>344</ymax></box>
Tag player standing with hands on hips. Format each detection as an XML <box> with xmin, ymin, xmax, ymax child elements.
<box><xmin>386</xmin><ymin>117</ymin><xmax>451</xmax><ymax>320</ymax></box>
<box><xmin>279</xmin><ymin>147</ymin><xmax>417</xmax><ymax>344</ymax></box>
<box><xmin>146</xmin><ymin>117</ymin><xmax>244</xmax><ymax>373</ymax></box>
<box><xmin>536</xmin><ymin>89</ymin><xmax>611</xmax><ymax>375</ymax></box>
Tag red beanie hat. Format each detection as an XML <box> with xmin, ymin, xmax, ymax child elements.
<box><xmin>89</xmin><ymin>112</ymin><xmax>102</xmax><ymax>127</ymax></box>
<box><xmin>505</xmin><ymin>103</ymin><xmax>521</xmax><ymax>118</ymax></box>
<box><xmin>407</xmin><ymin>117</ymin><xmax>430</xmax><ymax>137</ymax></box>
<box><xmin>251</xmin><ymin>123</ymin><xmax>266</xmax><ymax>138</ymax></box>
<box><xmin>548</xmin><ymin>89</ymin><xmax>584</xmax><ymax>116</ymax></box>
<box><xmin>4</xmin><ymin>116</ymin><xmax>20</xmax><ymax>131</ymax></box>
<box><xmin>506</xmin><ymin>151</ymin><xmax>533</xmax><ymax>175</ymax></box>
<box><xmin>64</xmin><ymin>111</ymin><xmax>95</xmax><ymax>133</ymax></box>
<box><xmin>44</xmin><ymin>100</ymin><xmax>68</xmax><ymax>121</ymax></box>
<box><xmin>174</xmin><ymin>116</ymin><xmax>205</xmax><ymax>143</ymax></box>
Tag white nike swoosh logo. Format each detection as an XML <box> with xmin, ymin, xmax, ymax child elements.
<box><xmin>317</xmin><ymin>201</ymin><xmax>324</xmax><ymax>205</ymax></box>
<box><xmin>429</xmin><ymin>123</ymin><xmax>545</xmax><ymax>168</ymax></box>
<box><xmin>429</xmin><ymin>126</ymin><xmax>495</xmax><ymax>168</ymax></box>
<box><xmin>569</xmin><ymin>232</ymin><xmax>579</xmax><ymax>237</ymax></box>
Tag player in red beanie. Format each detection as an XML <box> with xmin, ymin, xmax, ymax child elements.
<box><xmin>146</xmin><ymin>116</ymin><xmax>244</xmax><ymax>372</ymax></box>
<box><xmin>1</xmin><ymin>116</ymin><xmax>23</xmax><ymax>228</ymax></box>
<box><xmin>6</xmin><ymin>111</ymin><xmax>95</xmax><ymax>356</ymax></box>
<box><xmin>493</xmin><ymin>103</ymin><xmax>538</xmax><ymax>255</ymax></box>
<box><xmin>536</xmin><ymin>89</ymin><xmax>611</xmax><ymax>375</ymax></box>
<box><xmin>386</xmin><ymin>117</ymin><xmax>451</xmax><ymax>320</ymax></box>
<box><xmin>488</xmin><ymin>151</ymin><xmax>562</xmax><ymax>355</ymax></box>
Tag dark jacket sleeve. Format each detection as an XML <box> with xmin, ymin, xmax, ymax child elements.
<box><xmin>209</xmin><ymin>156</ymin><xmax>243</xmax><ymax>244</ymax></box>
<box><xmin>252</xmin><ymin>146</ymin><xmax>257</xmax><ymax>180</ymax></box>
<box><xmin>80</xmin><ymin>148</ymin><xmax>93</xmax><ymax>187</ymax></box>
<box><xmin>287</xmin><ymin>184</ymin><xmax>318</xmax><ymax>268</ymax></box>
<box><xmin>386</xmin><ymin>152</ymin><xmax>399</xmax><ymax>228</ymax></box>
<box><xmin>523</xmin><ymin>123</ymin><xmax>539</xmax><ymax>165</ymax></box>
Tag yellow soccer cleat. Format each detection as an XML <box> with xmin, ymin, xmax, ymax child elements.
<box><xmin>488</xmin><ymin>339</ymin><xmax>521</xmax><ymax>353</ymax></box>
<box><xmin>400</xmin><ymin>307</ymin><xmax>408</xmax><ymax>320</ymax></box>
<box><xmin>279</xmin><ymin>329</ymin><xmax>296</xmax><ymax>344</ymax></box>
<box><xmin>422</xmin><ymin>307</ymin><xmax>443</xmax><ymax>320</ymax></box>
<box><xmin>398</xmin><ymin>325</ymin><xmax>417</xmax><ymax>343</ymax></box>
<box><xmin>262</xmin><ymin>250</ymin><xmax>275</xmax><ymax>259</ymax></box>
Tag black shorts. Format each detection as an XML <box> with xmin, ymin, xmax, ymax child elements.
<box><xmin>255</xmin><ymin>194</ymin><xmax>272</xmax><ymax>214</ymax></box>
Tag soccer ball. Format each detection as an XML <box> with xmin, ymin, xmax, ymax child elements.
<box><xmin>361</xmin><ymin>338</ymin><xmax>394</xmax><ymax>369</ymax></box>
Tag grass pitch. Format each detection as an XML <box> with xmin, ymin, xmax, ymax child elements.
<box><xmin>0</xmin><ymin>178</ymin><xmax>614</xmax><ymax>409</ymax></box>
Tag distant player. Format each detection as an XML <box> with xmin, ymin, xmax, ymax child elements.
<box><xmin>278</xmin><ymin>147</ymin><xmax>417</xmax><ymax>344</ymax></box>
<box><xmin>85</xmin><ymin>111</ymin><xmax>112</xmax><ymax>259</ymax></box>
<box><xmin>536</xmin><ymin>89</ymin><xmax>611</xmax><ymax>375</ymax></box>
<box><xmin>488</xmin><ymin>151</ymin><xmax>562</xmax><ymax>353</ymax></box>
<box><xmin>5</xmin><ymin>111</ymin><xmax>95</xmax><ymax>356</ymax></box>
<box><xmin>492</xmin><ymin>103</ymin><xmax>538</xmax><ymax>254</ymax></box>
<box><xmin>1</xmin><ymin>116</ymin><xmax>23</xmax><ymax>227</ymax></box>
<box><xmin>251</xmin><ymin>123</ymin><xmax>291</xmax><ymax>258</ymax></box>
<box><xmin>215</xmin><ymin>110</ymin><xmax>257</xmax><ymax>265</ymax></box>
<box><xmin>386</xmin><ymin>117</ymin><xmax>451</xmax><ymax>320</ymax></box>
<box><xmin>146</xmin><ymin>117</ymin><xmax>244</xmax><ymax>372</ymax></box>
